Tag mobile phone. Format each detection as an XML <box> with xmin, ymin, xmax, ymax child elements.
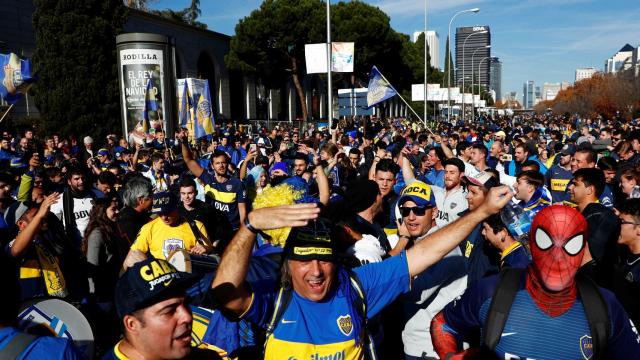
<box><xmin>500</xmin><ymin>154</ymin><xmax>513</xmax><ymax>162</ymax></box>
<box><xmin>250</xmin><ymin>144</ymin><xmax>257</xmax><ymax>152</ymax></box>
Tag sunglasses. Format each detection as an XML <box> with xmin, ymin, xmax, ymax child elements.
<box><xmin>400</xmin><ymin>205</ymin><xmax>432</xmax><ymax>217</ymax></box>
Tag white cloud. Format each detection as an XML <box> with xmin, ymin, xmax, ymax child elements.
<box><xmin>372</xmin><ymin>0</ymin><xmax>485</xmax><ymax>18</ymax></box>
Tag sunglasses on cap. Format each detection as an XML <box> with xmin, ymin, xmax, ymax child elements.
<box><xmin>400</xmin><ymin>205</ymin><xmax>432</xmax><ymax>217</ymax></box>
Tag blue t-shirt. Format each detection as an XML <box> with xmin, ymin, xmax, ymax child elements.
<box><xmin>443</xmin><ymin>273</ymin><xmax>640</xmax><ymax>359</ymax></box>
<box><xmin>243</xmin><ymin>252</ymin><xmax>411</xmax><ymax>359</ymax></box>
<box><xmin>0</xmin><ymin>327</ymin><xmax>79</xmax><ymax>360</ymax></box>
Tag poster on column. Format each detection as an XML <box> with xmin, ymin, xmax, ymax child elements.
<box><xmin>120</xmin><ymin>48</ymin><xmax>165</xmax><ymax>144</ymax></box>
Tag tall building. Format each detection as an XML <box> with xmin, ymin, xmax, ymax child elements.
<box><xmin>542</xmin><ymin>82</ymin><xmax>561</xmax><ymax>101</ymax></box>
<box><xmin>575</xmin><ymin>67</ymin><xmax>598</xmax><ymax>82</ymax></box>
<box><xmin>605</xmin><ymin>44</ymin><xmax>634</xmax><ymax>74</ymax></box>
<box><xmin>455</xmin><ymin>26</ymin><xmax>491</xmax><ymax>91</ymax></box>
<box><xmin>523</xmin><ymin>80</ymin><xmax>535</xmax><ymax>109</ymax></box>
<box><xmin>489</xmin><ymin>57</ymin><xmax>502</xmax><ymax>101</ymax></box>
<box><xmin>412</xmin><ymin>30</ymin><xmax>440</xmax><ymax>69</ymax></box>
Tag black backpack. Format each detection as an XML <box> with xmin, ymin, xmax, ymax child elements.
<box><xmin>482</xmin><ymin>268</ymin><xmax>610</xmax><ymax>359</ymax></box>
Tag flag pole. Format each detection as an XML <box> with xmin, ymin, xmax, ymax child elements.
<box><xmin>375</xmin><ymin>70</ymin><xmax>435</xmax><ymax>136</ymax></box>
<box><xmin>0</xmin><ymin>104</ymin><xmax>15</xmax><ymax>125</ymax></box>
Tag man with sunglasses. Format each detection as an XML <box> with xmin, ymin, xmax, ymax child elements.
<box><xmin>397</xmin><ymin>181</ymin><xmax>468</xmax><ymax>359</ymax></box>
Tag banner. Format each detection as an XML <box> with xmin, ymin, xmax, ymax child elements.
<box><xmin>411</xmin><ymin>84</ymin><xmax>442</xmax><ymax>101</ymax></box>
<box><xmin>0</xmin><ymin>53</ymin><xmax>36</xmax><ymax>104</ymax></box>
<box><xmin>177</xmin><ymin>78</ymin><xmax>213</xmax><ymax>140</ymax></box>
<box><xmin>120</xmin><ymin>48</ymin><xmax>165</xmax><ymax>144</ymax></box>
<box><xmin>305</xmin><ymin>44</ymin><xmax>328</xmax><ymax>74</ymax></box>
<box><xmin>331</xmin><ymin>42</ymin><xmax>354</xmax><ymax>72</ymax></box>
<box><xmin>366</xmin><ymin>66</ymin><xmax>397</xmax><ymax>108</ymax></box>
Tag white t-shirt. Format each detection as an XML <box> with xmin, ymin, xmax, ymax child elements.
<box><xmin>431</xmin><ymin>186</ymin><xmax>468</xmax><ymax>228</ymax></box>
<box><xmin>50</xmin><ymin>193</ymin><xmax>94</xmax><ymax>243</ymax></box>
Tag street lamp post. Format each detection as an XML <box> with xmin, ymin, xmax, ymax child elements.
<box><xmin>471</xmin><ymin>45</ymin><xmax>490</xmax><ymax>121</ymax></box>
<box><xmin>326</xmin><ymin>0</ymin><xmax>333</xmax><ymax>131</ymax></box>
<box><xmin>477</xmin><ymin>56</ymin><xmax>491</xmax><ymax>117</ymax></box>
<box><xmin>447</xmin><ymin>7</ymin><xmax>479</xmax><ymax>124</ymax></box>
<box><xmin>423</xmin><ymin>0</ymin><xmax>428</xmax><ymax>129</ymax></box>
<box><xmin>462</xmin><ymin>30</ymin><xmax>487</xmax><ymax>122</ymax></box>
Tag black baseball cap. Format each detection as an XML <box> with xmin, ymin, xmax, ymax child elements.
<box><xmin>152</xmin><ymin>192</ymin><xmax>178</xmax><ymax>215</ymax></box>
<box><xmin>283</xmin><ymin>218</ymin><xmax>335</xmax><ymax>262</ymax></box>
<box><xmin>115</xmin><ymin>258</ymin><xmax>197</xmax><ymax>319</ymax></box>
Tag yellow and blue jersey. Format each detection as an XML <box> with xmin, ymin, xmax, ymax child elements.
<box><xmin>200</xmin><ymin>172</ymin><xmax>246</xmax><ymax>229</ymax></box>
<box><xmin>242</xmin><ymin>252</ymin><xmax>411</xmax><ymax>360</ymax></box>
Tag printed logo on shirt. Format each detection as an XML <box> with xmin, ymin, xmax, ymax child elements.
<box><xmin>226</xmin><ymin>184</ymin><xmax>233</xmax><ymax>191</ymax></box>
<box><xmin>579</xmin><ymin>335</ymin><xmax>593</xmax><ymax>360</ymax></box>
<box><xmin>162</xmin><ymin>238</ymin><xmax>185</xmax><ymax>259</ymax></box>
<box><xmin>337</xmin><ymin>315</ymin><xmax>353</xmax><ymax>336</ymax></box>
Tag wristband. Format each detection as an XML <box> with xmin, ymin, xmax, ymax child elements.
<box><xmin>243</xmin><ymin>217</ymin><xmax>260</xmax><ymax>234</ymax></box>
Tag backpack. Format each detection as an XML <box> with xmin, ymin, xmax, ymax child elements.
<box><xmin>482</xmin><ymin>268</ymin><xmax>610</xmax><ymax>359</ymax></box>
<box><xmin>264</xmin><ymin>270</ymin><xmax>378</xmax><ymax>360</ymax></box>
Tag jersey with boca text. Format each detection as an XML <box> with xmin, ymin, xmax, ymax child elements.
<box><xmin>242</xmin><ymin>252</ymin><xmax>411</xmax><ymax>360</ymax></box>
<box><xmin>200</xmin><ymin>172</ymin><xmax>246</xmax><ymax>229</ymax></box>
<box><xmin>443</xmin><ymin>273</ymin><xmax>640</xmax><ymax>360</ymax></box>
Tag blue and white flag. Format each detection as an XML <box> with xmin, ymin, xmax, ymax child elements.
<box><xmin>366</xmin><ymin>66</ymin><xmax>397</xmax><ymax>108</ymax></box>
<box><xmin>0</xmin><ymin>53</ymin><xmax>36</xmax><ymax>104</ymax></box>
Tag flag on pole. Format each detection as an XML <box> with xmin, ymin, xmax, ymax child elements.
<box><xmin>194</xmin><ymin>81</ymin><xmax>215</xmax><ymax>139</ymax></box>
<box><xmin>142</xmin><ymin>79</ymin><xmax>157</xmax><ymax>134</ymax></box>
<box><xmin>366</xmin><ymin>66</ymin><xmax>397</xmax><ymax>108</ymax></box>
<box><xmin>178</xmin><ymin>82</ymin><xmax>192</xmax><ymax>127</ymax></box>
<box><xmin>0</xmin><ymin>53</ymin><xmax>36</xmax><ymax>104</ymax></box>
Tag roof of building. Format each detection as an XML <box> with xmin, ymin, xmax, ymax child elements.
<box><xmin>619</xmin><ymin>44</ymin><xmax>634</xmax><ymax>53</ymax></box>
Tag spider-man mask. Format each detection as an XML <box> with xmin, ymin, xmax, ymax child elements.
<box><xmin>529</xmin><ymin>205</ymin><xmax>587</xmax><ymax>291</ymax></box>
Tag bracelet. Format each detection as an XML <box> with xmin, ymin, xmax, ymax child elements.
<box><xmin>243</xmin><ymin>216</ymin><xmax>260</xmax><ymax>234</ymax></box>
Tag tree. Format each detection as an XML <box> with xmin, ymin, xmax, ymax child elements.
<box><xmin>226</xmin><ymin>0</ymin><xmax>325</xmax><ymax>121</ymax></box>
<box><xmin>187</xmin><ymin>0</ymin><xmax>201</xmax><ymax>25</ymax></box>
<box><xmin>33</xmin><ymin>0</ymin><xmax>128</xmax><ymax>138</ymax></box>
<box><xmin>442</xmin><ymin>37</ymin><xmax>454</xmax><ymax>88</ymax></box>
<box><xmin>124</xmin><ymin>0</ymin><xmax>155</xmax><ymax>11</ymax></box>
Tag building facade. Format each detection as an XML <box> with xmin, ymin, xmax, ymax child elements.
<box><xmin>412</xmin><ymin>30</ymin><xmax>440</xmax><ymax>69</ymax></box>
<box><xmin>489</xmin><ymin>57</ymin><xmax>502</xmax><ymax>102</ymax></box>
<box><xmin>523</xmin><ymin>80</ymin><xmax>535</xmax><ymax>109</ymax></box>
<box><xmin>455</xmin><ymin>26</ymin><xmax>491</xmax><ymax>91</ymax></box>
<box><xmin>542</xmin><ymin>82</ymin><xmax>561</xmax><ymax>101</ymax></box>
<box><xmin>605</xmin><ymin>44</ymin><xmax>634</xmax><ymax>74</ymax></box>
<box><xmin>575</xmin><ymin>67</ymin><xmax>598</xmax><ymax>82</ymax></box>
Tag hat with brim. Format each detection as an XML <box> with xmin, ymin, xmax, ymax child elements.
<box><xmin>115</xmin><ymin>258</ymin><xmax>197</xmax><ymax>319</ymax></box>
<box><xmin>284</xmin><ymin>218</ymin><xmax>335</xmax><ymax>262</ymax></box>
<box><xmin>152</xmin><ymin>192</ymin><xmax>178</xmax><ymax>215</ymax></box>
<box><xmin>398</xmin><ymin>180</ymin><xmax>436</xmax><ymax>207</ymax></box>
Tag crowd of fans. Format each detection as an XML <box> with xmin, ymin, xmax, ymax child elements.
<box><xmin>1</xmin><ymin>113</ymin><xmax>640</xmax><ymax>359</ymax></box>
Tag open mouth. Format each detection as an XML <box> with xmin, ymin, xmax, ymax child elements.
<box><xmin>174</xmin><ymin>328</ymin><xmax>192</xmax><ymax>345</ymax></box>
<box><xmin>306</xmin><ymin>278</ymin><xmax>326</xmax><ymax>292</ymax></box>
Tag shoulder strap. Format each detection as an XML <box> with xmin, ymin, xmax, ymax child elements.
<box><xmin>482</xmin><ymin>267</ymin><xmax>525</xmax><ymax>351</ymax></box>
<box><xmin>187</xmin><ymin>220</ymin><xmax>209</xmax><ymax>246</ymax></box>
<box><xmin>576</xmin><ymin>273</ymin><xmax>610</xmax><ymax>360</ymax></box>
<box><xmin>348</xmin><ymin>271</ymin><xmax>379</xmax><ymax>360</ymax></box>
<box><xmin>265</xmin><ymin>287</ymin><xmax>293</xmax><ymax>339</ymax></box>
<box><xmin>3</xmin><ymin>332</ymin><xmax>38</xmax><ymax>359</ymax></box>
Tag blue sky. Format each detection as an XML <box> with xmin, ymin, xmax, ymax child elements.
<box><xmin>153</xmin><ymin>0</ymin><xmax>640</xmax><ymax>101</ymax></box>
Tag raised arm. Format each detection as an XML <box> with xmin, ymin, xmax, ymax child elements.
<box><xmin>10</xmin><ymin>193</ymin><xmax>60</xmax><ymax>258</ymax></box>
<box><xmin>405</xmin><ymin>186</ymin><xmax>512</xmax><ymax>277</ymax></box>
<box><xmin>239</xmin><ymin>149</ymin><xmax>257</xmax><ymax>180</ymax></box>
<box><xmin>399</xmin><ymin>148</ymin><xmax>416</xmax><ymax>184</ymax></box>
<box><xmin>435</xmin><ymin>135</ymin><xmax>455</xmax><ymax>159</ymax></box>
<box><xmin>177</xmin><ymin>129</ymin><xmax>204</xmax><ymax>178</ymax></box>
<box><xmin>211</xmin><ymin>204</ymin><xmax>321</xmax><ymax>316</ymax></box>
<box><xmin>314</xmin><ymin>165</ymin><xmax>330</xmax><ymax>205</ymax></box>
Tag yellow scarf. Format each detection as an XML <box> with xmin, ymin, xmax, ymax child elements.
<box><xmin>34</xmin><ymin>242</ymin><xmax>68</xmax><ymax>298</ymax></box>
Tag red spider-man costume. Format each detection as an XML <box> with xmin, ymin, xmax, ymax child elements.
<box><xmin>431</xmin><ymin>205</ymin><xmax>588</xmax><ymax>359</ymax></box>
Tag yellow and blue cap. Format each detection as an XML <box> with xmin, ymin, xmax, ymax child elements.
<box><xmin>398</xmin><ymin>180</ymin><xmax>436</xmax><ymax>207</ymax></box>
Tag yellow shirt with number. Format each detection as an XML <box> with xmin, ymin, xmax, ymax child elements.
<box><xmin>131</xmin><ymin>217</ymin><xmax>210</xmax><ymax>260</ymax></box>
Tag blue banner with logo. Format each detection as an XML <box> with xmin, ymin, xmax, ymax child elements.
<box><xmin>0</xmin><ymin>53</ymin><xmax>36</xmax><ymax>104</ymax></box>
<box><xmin>366</xmin><ymin>66</ymin><xmax>397</xmax><ymax>108</ymax></box>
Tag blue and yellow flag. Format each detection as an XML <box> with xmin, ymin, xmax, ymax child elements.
<box><xmin>366</xmin><ymin>65</ymin><xmax>397</xmax><ymax>108</ymax></box>
<box><xmin>142</xmin><ymin>79</ymin><xmax>158</xmax><ymax>134</ymax></box>
<box><xmin>194</xmin><ymin>81</ymin><xmax>215</xmax><ymax>139</ymax></box>
<box><xmin>0</xmin><ymin>53</ymin><xmax>36</xmax><ymax>104</ymax></box>
<box><xmin>178</xmin><ymin>82</ymin><xmax>192</xmax><ymax>127</ymax></box>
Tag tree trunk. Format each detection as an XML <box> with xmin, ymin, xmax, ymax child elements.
<box><xmin>291</xmin><ymin>57</ymin><xmax>308</xmax><ymax>122</ymax></box>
